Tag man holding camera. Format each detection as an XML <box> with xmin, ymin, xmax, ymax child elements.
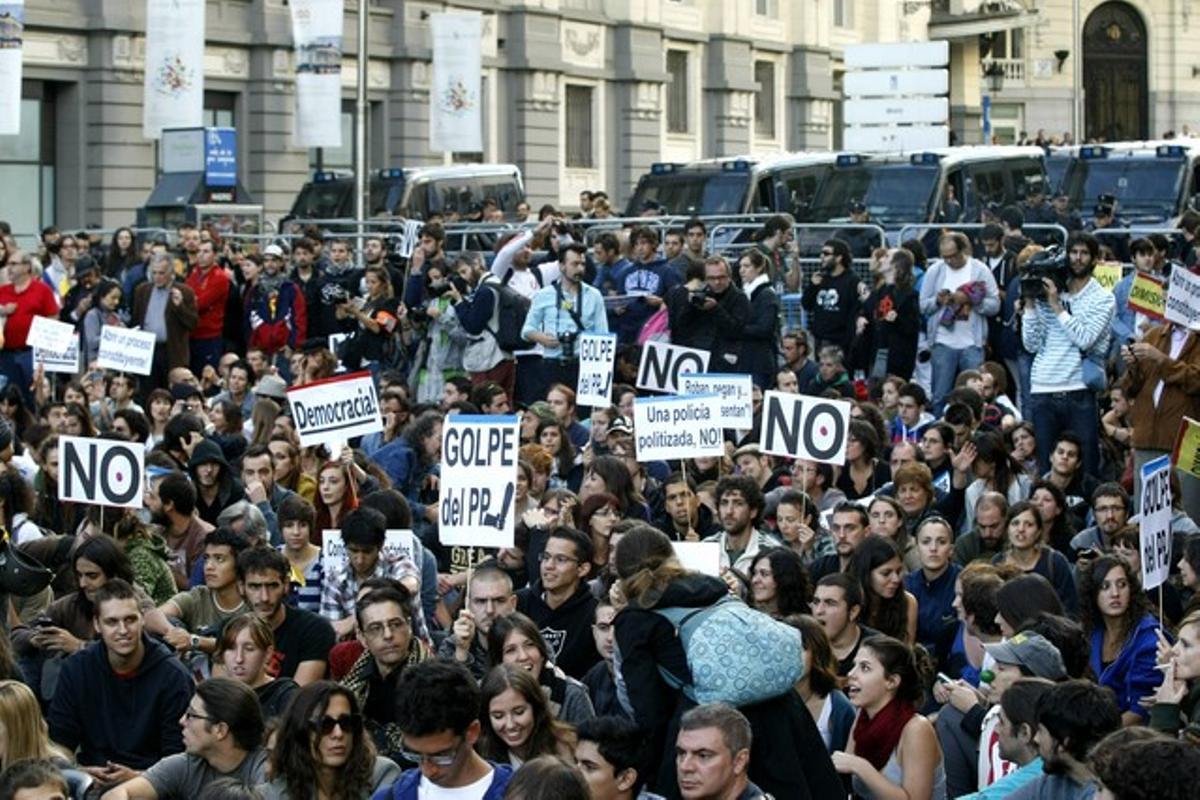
<box><xmin>521</xmin><ymin>243</ymin><xmax>608</xmax><ymax>399</ymax></box>
<box><xmin>665</xmin><ymin>255</ymin><xmax>749</xmax><ymax>371</ymax></box>
<box><xmin>1021</xmin><ymin>232</ymin><xmax>1115</xmax><ymax>478</ymax></box>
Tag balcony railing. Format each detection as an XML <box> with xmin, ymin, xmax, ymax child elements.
<box><xmin>981</xmin><ymin>57</ymin><xmax>1025</xmax><ymax>83</ymax></box>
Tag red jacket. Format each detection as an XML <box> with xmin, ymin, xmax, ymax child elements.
<box><xmin>185</xmin><ymin>265</ymin><xmax>231</xmax><ymax>340</ymax></box>
<box><xmin>0</xmin><ymin>279</ymin><xmax>59</xmax><ymax>349</ymax></box>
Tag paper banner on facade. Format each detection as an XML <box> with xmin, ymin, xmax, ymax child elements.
<box><xmin>96</xmin><ymin>327</ymin><xmax>157</xmax><ymax>376</ymax></box>
<box><xmin>34</xmin><ymin>334</ymin><xmax>80</xmax><ymax>374</ymax></box>
<box><xmin>321</xmin><ymin>529</ymin><xmax>416</xmax><ymax>575</ymax></box>
<box><xmin>1172</xmin><ymin>416</ymin><xmax>1200</xmax><ymax>480</ymax></box>
<box><xmin>576</xmin><ymin>333</ymin><xmax>617</xmax><ymax>408</ymax></box>
<box><xmin>290</xmin><ymin>0</ymin><xmax>344</xmax><ymax>148</ymax></box>
<box><xmin>287</xmin><ymin>370</ymin><xmax>383</xmax><ymax>447</ymax></box>
<box><xmin>1138</xmin><ymin>455</ymin><xmax>1173</xmax><ymax>591</ymax></box>
<box><xmin>1164</xmin><ymin>265</ymin><xmax>1200</xmax><ymax>331</ymax></box>
<box><xmin>58</xmin><ymin>436</ymin><xmax>144</xmax><ymax>509</ymax></box>
<box><xmin>27</xmin><ymin>315</ymin><xmax>77</xmax><ymax>355</ymax></box>
<box><xmin>0</xmin><ymin>2</ymin><xmax>24</xmax><ymax>136</ymax></box>
<box><xmin>429</xmin><ymin>13</ymin><xmax>482</xmax><ymax>153</ymax></box>
<box><xmin>1092</xmin><ymin>262</ymin><xmax>1123</xmax><ymax>293</ymax></box>
<box><xmin>439</xmin><ymin>415</ymin><xmax>519</xmax><ymax>549</ymax></box>
<box><xmin>633</xmin><ymin>394</ymin><xmax>724</xmax><ymax>462</ymax></box>
<box><xmin>1127</xmin><ymin>272</ymin><xmax>1166</xmax><ymax>321</ymax></box>
<box><xmin>677</xmin><ymin>373</ymin><xmax>754</xmax><ymax>430</ymax></box>
<box><xmin>142</xmin><ymin>0</ymin><xmax>205</xmax><ymax>139</ymax></box>
<box><xmin>759</xmin><ymin>390</ymin><xmax>853</xmax><ymax>466</ymax></box>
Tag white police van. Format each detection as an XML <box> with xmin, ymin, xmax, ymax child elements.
<box><xmin>1054</xmin><ymin>140</ymin><xmax>1200</xmax><ymax>226</ymax></box>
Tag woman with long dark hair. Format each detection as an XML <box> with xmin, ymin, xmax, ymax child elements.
<box><xmin>1029</xmin><ymin>480</ymin><xmax>1076</xmax><ymax>558</ymax></box>
<box><xmin>487</xmin><ymin>612</ymin><xmax>594</xmax><ymax>727</ymax></box>
<box><xmin>962</xmin><ymin>430</ymin><xmax>1031</xmax><ymax>534</ymax></box>
<box><xmin>579</xmin><ymin>493</ymin><xmax>621</xmax><ymax>575</ymax></box>
<box><xmin>851</xmin><ymin>535</ymin><xmax>918</xmax><ymax>646</ymax></box>
<box><xmin>748</xmin><ymin>548</ymin><xmax>812</xmax><ymax>619</ymax></box>
<box><xmin>258</xmin><ymin>681</ymin><xmax>398</xmax><ymax>800</ymax></box>
<box><xmin>536</xmin><ymin>419</ymin><xmax>581</xmax><ymax>492</ymax></box>
<box><xmin>836</xmin><ymin>420</ymin><xmax>891</xmax><ymax>501</ymax></box>
<box><xmin>477</xmin><ymin>665</ymin><xmax>576</xmax><ymax>766</ymax></box>
<box><xmin>859</xmin><ymin>247</ymin><xmax>921</xmax><ymax>380</ymax></box>
<box><xmin>81</xmin><ymin>279</ymin><xmax>125</xmax><ymax>365</ymax></box>
<box><xmin>103</xmin><ymin>227</ymin><xmax>139</xmax><ymax>281</ymax></box>
<box><xmin>579</xmin><ymin>454</ymin><xmax>647</xmax><ymax>518</ymax></box>
<box><xmin>1079</xmin><ymin>555</ymin><xmax>1162</xmax><ymax>726</ymax></box>
<box><xmin>785</xmin><ymin>614</ymin><xmax>856</xmax><ymax>754</ymax></box>
<box><xmin>991</xmin><ymin>500</ymin><xmax>1077</xmax><ymax>614</ymax></box>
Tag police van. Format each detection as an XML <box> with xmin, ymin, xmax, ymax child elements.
<box><xmin>809</xmin><ymin>145</ymin><xmax>1048</xmax><ymax>230</ymax></box>
<box><xmin>283</xmin><ymin>163</ymin><xmax>525</xmax><ymax>229</ymax></box>
<box><xmin>1054</xmin><ymin>140</ymin><xmax>1200</xmax><ymax>226</ymax></box>
<box><xmin>624</xmin><ymin>153</ymin><xmax>844</xmax><ymax>219</ymax></box>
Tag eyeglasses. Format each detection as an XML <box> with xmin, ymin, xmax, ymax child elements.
<box><xmin>312</xmin><ymin>713</ymin><xmax>362</xmax><ymax>736</ymax></box>
<box><xmin>538</xmin><ymin>552</ymin><xmax>581</xmax><ymax>566</ymax></box>
<box><xmin>363</xmin><ymin>617</ymin><xmax>409</xmax><ymax>638</ymax></box>
<box><xmin>398</xmin><ymin>736</ymin><xmax>463</xmax><ymax>767</ymax></box>
<box><xmin>184</xmin><ymin>709</ymin><xmax>215</xmax><ymax>723</ymax></box>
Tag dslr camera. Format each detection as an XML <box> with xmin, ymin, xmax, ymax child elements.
<box><xmin>426</xmin><ymin>274</ymin><xmax>469</xmax><ymax>298</ymax></box>
<box><xmin>321</xmin><ymin>282</ymin><xmax>352</xmax><ymax>306</ymax></box>
<box><xmin>558</xmin><ymin>330</ymin><xmax>578</xmax><ymax>359</ymax></box>
<box><xmin>1020</xmin><ymin>246</ymin><xmax>1070</xmax><ymax>302</ymax></box>
<box><xmin>688</xmin><ymin>286</ymin><xmax>713</xmax><ymax>308</ymax></box>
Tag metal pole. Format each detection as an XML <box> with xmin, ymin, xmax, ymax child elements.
<box><xmin>1072</xmin><ymin>0</ymin><xmax>1081</xmax><ymax>143</ymax></box>
<box><xmin>354</xmin><ymin>0</ymin><xmax>368</xmax><ymax>268</ymax></box>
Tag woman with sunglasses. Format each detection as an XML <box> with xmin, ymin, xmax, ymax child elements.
<box><xmin>258</xmin><ymin>681</ymin><xmax>399</xmax><ymax>800</ymax></box>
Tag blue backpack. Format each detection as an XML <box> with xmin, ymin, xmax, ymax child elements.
<box><xmin>653</xmin><ymin>595</ymin><xmax>805</xmax><ymax>706</ymax></box>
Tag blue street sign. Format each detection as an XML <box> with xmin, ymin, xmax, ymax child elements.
<box><xmin>205</xmin><ymin>127</ymin><xmax>237</xmax><ymax>188</ymax></box>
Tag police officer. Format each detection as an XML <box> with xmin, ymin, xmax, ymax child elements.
<box><xmin>1086</xmin><ymin>193</ymin><xmax>1129</xmax><ymax>261</ymax></box>
<box><xmin>837</xmin><ymin>200</ymin><xmax>879</xmax><ymax>259</ymax></box>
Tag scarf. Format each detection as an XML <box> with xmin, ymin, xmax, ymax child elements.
<box><xmin>256</xmin><ymin>272</ymin><xmax>286</xmax><ymax>298</ymax></box>
<box><xmin>743</xmin><ymin>273</ymin><xmax>769</xmax><ymax>300</ymax></box>
<box><xmin>851</xmin><ymin>696</ymin><xmax>917</xmax><ymax>770</ymax></box>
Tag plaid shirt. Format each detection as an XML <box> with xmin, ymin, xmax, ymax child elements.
<box><xmin>319</xmin><ymin>552</ymin><xmax>429</xmax><ymax>643</ymax></box>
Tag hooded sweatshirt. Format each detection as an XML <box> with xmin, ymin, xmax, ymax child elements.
<box><xmin>188</xmin><ymin>438</ymin><xmax>245</xmax><ymax>527</ymax></box>
<box><xmin>48</xmin><ymin>633</ymin><xmax>193</xmax><ymax>769</ymax></box>
<box><xmin>515</xmin><ymin>580</ymin><xmax>600</xmax><ymax>680</ymax></box>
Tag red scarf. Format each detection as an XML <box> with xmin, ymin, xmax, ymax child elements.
<box><xmin>852</xmin><ymin>697</ymin><xmax>917</xmax><ymax>770</ymax></box>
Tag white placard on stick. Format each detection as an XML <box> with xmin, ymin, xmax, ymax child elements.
<box><xmin>57</xmin><ymin>435</ymin><xmax>144</xmax><ymax>509</ymax></box>
<box><xmin>636</xmin><ymin>340</ymin><xmax>711</xmax><ymax>394</ymax></box>
<box><xmin>1139</xmin><ymin>455</ymin><xmax>1173</xmax><ymax>591</ymax></box>
<box><xmin>287</xmin><ymin>370</ymin><xmax>384</xmax><ymax>448</ymax></box>
<box><xmin>27</xmin><ymin>316</ymin><xmax>77</xmax><ymax>355</ymax></box>
<box><xmin>672</xmin><ymin>541</ymin><xmax>722</xmax><ymax>577</ymax></box>
<box><xmin>439</xmin><ymin>415</ymin><xmax>519</xmax><ymax>549</ymax></box>
<box><xmin>1165</xmin><ymin>265</ymin><xmax>1200</xmax><ymax>331</ymax></box>
<box><xmin>576</xmin><ymin>332</ymin><xmax>617</xmax><ymax>408</ymax></box>
<box><xmin>677</xmin><ymin>373</ymin><xmax>754</xmax><ymax>429</ymax></box>
<box><xmin>396</xmin><ymin>220</ymin><xmax>423</xmax><ymax>259</ymax></box>
<box><xmin>34</xmin><ymin>334</ymin><xmax>80</xmax><ymax>374</ymax></box>
<box><xmin>633</xmin><ymin>394</ymin><xmax>724</xmax><ymax>462</ymax></box>
<box><xmin>96</xmin><ymin>326</ymin><xmax>157</xmax><ymax>376</ymax></box>
<box><xmin>321</xmin><ymin>529</ymin><xmax>417</xmax><ymax>575</ymax></box>
<box><xmin>759</xmin><ymin>390</ymin><xmax>852</xmax><ymax>466</ymax></box>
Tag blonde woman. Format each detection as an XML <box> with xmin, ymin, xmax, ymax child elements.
<box><xmin>0</xmin><ymin>680</ymin><xmax>72</xmax><ymax>768</ymax></box>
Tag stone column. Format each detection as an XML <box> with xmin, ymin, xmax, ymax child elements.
<box><xmin>788</xmin><ymin>45</ymin><xmax>836</xmax><ymax>151</ymax></box>
<box><xmin>244</xmin><ymin>47</ymin><xmax>311</xmax><ymax>218</ymax></box>
<box><xmin>511</xmin><ymin>70</ymin><xmax>560</xmax><ymax>205</ymax></box>
<box><xmin>704</xmin><ymin>37</ymin><xmax>755</xmax><ymax>157</ymax></box>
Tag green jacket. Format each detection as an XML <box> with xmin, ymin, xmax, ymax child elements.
<box><xmin>125</xmin><ymin>534</ymin><xmax>177</xmax><ymax>605</ymax></box>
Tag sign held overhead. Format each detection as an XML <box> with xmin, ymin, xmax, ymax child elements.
<box><xmin>759</xmin><ymin>391</ymin><xmax>852</xmax><ymax>466</ymax></box>
<box><xmin>637</xmin><ymin>341</ymin><xmax>711</xmax><ymax>394</ymax></box>
<box><xmin>287</xmin><ymin>371</ymin><xmax>384</xmax><ymax>448</ymax></box>
<box><xmin>58</xmin><ymin>436</ymin><xmax>144</xmax><ymax>509</ymax></box>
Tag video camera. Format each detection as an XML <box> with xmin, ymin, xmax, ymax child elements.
<box><xmin>1020</xmin><ymin>246</ymin><xmax>1070</xmax><ymax>302</ymax></box>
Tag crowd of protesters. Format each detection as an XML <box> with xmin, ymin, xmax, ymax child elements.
<box><xmin>0</xmin><ymin>186</ymin><xmax>1194</xmax><ymax>800</ymax></box>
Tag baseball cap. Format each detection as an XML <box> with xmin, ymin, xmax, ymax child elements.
<box><xmin>848</xmin><ymin>199</ymin><xmax>867</xmax><ymax>214</ymax></box>
<box><xmin>263</xmin><ymin>244</ymin><xmax>285</xmax><ymax>259</ymax></box>
<box><xmin>607</xmin><ymin>416</ymin><xmax>634</xmax><ymax>438</ymax></box>
<box><xmin>254</xmin><ymin>374</ymin><xmax>288</xmax><ymax>401</ymax></box>
<box><xmin>983</xmin><ymin>632</ymin><xmax>1067</xmax><ymax>680</ymax></box>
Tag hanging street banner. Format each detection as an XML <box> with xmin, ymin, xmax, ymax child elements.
<box><xmin>287</xmin><ymin>370</ymin><xmax>383</xmax><ymax>448</ymax></box>
<box><xmin>429</xmin><ymin>12</ymin><xmax>482</xmax><ymax>153</ymax></box>
<box><xmin>1138</xmin><ymin>455</ymin><xmax>1173</xmax><ymax>591</ymax></box>
<box><xmin>576</xmin><ymin>333</ymin><xmax>617</xmax><ymax>408</ymax></box>
<box><xmin>142</xmin><ymin>0</ymin><xmax>205</xmax><ymax>139</ymax></box>
<box><xmin>0</xmin><ymin>2</ymin><xmax>24</xmax><ymax>136</ymax></box>
<box><xmin>290</xmin><ymin>0</ymin><xmax>344</xmax><ymax>148</ymax></box>
<box><xmin>439</xmin><ymin>415</ymin><xmax>519</xmax><ymax>549</ymax></box>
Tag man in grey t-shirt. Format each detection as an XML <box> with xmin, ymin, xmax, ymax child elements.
<box><xmin>101</xmin><ymin>678</ymin><xmax>268</xmax><ymax>800</ymax></box>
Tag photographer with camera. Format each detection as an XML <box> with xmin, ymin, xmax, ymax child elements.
<box><xmin>521</xmin><ymin>243</ymin><xmax>608</xmax><ymax>400</ymax></box>
<box><xmin>448</xmin><ymin>253</ymin><xmax>517</xmax><ymax>401</ymax></box>
<box><xmin>1021</xmin><ymin>232</ymin><xmax>1115</xmax><ymax>479</ymax></box>
<box><xmin>664</xmin><ymin>255</ymin><xmax>749</xmax><ymax>370</ymax></box>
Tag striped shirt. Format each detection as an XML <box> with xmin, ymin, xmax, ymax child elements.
<box><xmin>1021</xmin><ymin>277</ymin><xmax>1114</xmax><ymax>393</ymax></box>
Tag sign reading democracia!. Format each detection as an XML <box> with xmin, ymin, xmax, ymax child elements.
<box><xmin>287</xmin><ymin>370</ymin><xmax>384</xmax><ymax>448</ymax></box>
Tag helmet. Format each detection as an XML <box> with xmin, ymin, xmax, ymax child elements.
<box><xmin>0</xmin><ymin>542</ymin><xmax>54</xmax><ymax>597</ymax></box>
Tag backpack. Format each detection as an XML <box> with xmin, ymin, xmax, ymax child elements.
<box><xmin>653</xmin><ymin>595</ymin><xmax>805</xmax><ymax>706</ymax></box>
<box><xmin>485</xmin><ymin>280</ymin><xmax>531</xmax><ymax>353</ymax></box>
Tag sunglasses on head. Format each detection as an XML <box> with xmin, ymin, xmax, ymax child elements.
<box><xmin>313</xmin><ymin>713</ymin><xmax>362</xmax><ymax>736</ymax></box>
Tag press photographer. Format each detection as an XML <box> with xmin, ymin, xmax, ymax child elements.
<box><xmin>665</xmin><ymin>255</ymin><xmax>749</xmax><ymax>371</ymax></box>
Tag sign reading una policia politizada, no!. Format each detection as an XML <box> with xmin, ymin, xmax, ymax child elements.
<box><xmin>439</xmin><ymin>415</ymin><xmax>519</xmax><ymax>550</ymax></box>
<box><xmin>287</xmin><ymin>371</ymin><xmax>384</xmax><ymax>448</ymax></box>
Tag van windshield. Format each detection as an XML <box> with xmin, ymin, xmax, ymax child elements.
<box><xmin>809</xmin><ymin>163</ymin><xmax>939</xmax><ymax>226</ymax></box>
<box><xmin>625</xmin><ymin>172</ymin><xmax>751</xmax><ymax>216</ymax></box>
<box><xmin>1066</xmin><ymin>157</ymin><xmax>1184</xmax><ymax>223</ymax></box>
<box><xmin>289</xmin><ymin>181</ymin><xmax>352</xmax><ymax>219</ymax></box>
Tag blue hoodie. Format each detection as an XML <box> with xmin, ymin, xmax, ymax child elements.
<box><xmin>373</xmin><ymin>763</ymin><xmax>513</xmax><ymax>800</ymax></box>
<box><xmin>1091</xmin><ymin>613</ymin><xmax>1165</xmax><ymax>719</ymax></box>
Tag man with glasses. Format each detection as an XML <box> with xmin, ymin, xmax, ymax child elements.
<box><xmin>0</xmin><ymin>251</ymin><xmax>60</xmax><ymax>405</ymax></box>
<box><xmin>1069</xmin><ymin>483</ymin><xmax>1129</xmax><ymax>568</ymax></box>
<box><xmin>515</xmin><ymin>526</ymin><xmax>599</xmax><ymax>680</ymax></box>
<box><xmin>439</xmin><ymin>564</ymin><xmax>516</xmax><ymax>680</ymax></box>
<box><xmin>42</xmin><ymin>233</ymin><xmax>77</xmax><ymax>299</ymax></box>
<box><xmin>1022</xmin><ymin>231</ymin><xmax>1114</xmax><ymax>477</ymax></box>
<box><xmin>385</xmin><ymin>661</ymin><xmax>514</xmax><ymax>799</ymax></box>
<box><xmin>102</xmin><ymin>678</ymin><xmax>269</xmax><ymax>800</ymax></box>
<box><xmin>341</xmin><ymin>586</ymin><xmax>430</xmax><ymax>766</ymax></box>
<box><xmin>664</xmin><ymin>255</ymin><xmax>748</xmax><ymax>371</ymax></box>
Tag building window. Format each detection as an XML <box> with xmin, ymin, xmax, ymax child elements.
<box><xmin>666</xmin><ymin>50</ymin><xmax>689</xmax><ymax>134</ymax></box>
<box><xmin>834</xmin><ymin>0</ymin><xmax>853</xmax><ymax>28</ymax></box>
<box><xmin>0</xmin><ymin>87</ymin><xmax>54</xmax><ymax>242</ymax></box>
<box><xmin>309</xmin><ymin>101</ymin><xmax>356</xmax><ymax>171</ymax></box>
<box><xmin>565</xmin><ymin>84</ymin><xmax>595</xmax><ymax>169</ymax></box>
<box><xmin>754</xmin><ymin>60</ymin><xmax>776</xmax><ymax>139</ymax></box>
<box><xmin>990</xmin><ymin>29</ymin><xmax>1024</xmax><ymax>60</ymax></box>
<box><xmin>755</xmin><ymin>0</ymin><xmax>778</xmax><ymax>16</ymax></box>
<box><xmin>203</xmin><ymin>91</ymin><xmax>236</xmax><ymax>128</ymax></box>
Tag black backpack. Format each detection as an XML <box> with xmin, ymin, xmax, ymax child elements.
<box><xmin>485</xmin><ymin>280</ymin><xmax>531</xmax><ymax>353</ymax></box>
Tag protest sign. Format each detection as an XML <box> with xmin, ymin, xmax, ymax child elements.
<box><xmin>633</xmin><ymin>394</ymin><xmax>724</xmax><ymax>462</ymax></box>
<box><xmin>1173</xmin><ymin>416</ymin><xmax>1200</xmax><ymax>480</ymax></box>
<box><xmin>1127</xmin><ymin>272</ymin><xmax>1166</xmax><ymax>321</ymax></box>
<box><xmin>96</xmin><ymin>327</ymin><xmax>156</xmax><ymax>375</ymax></box>
<box><xmin>1165</xmin><ymin>265</ymin><xmax>1200</xmax><ymax>330</ymax></box>
<box><xmin>1139</xmin><ymin>455</ymin><xmax>1173</xmax><ymax>591</ymax></box>
<box><xmin>34</xmin><ymin>334</ymin><xmax>80</xmax><ymax>374</ymax></box>
<box><xmin>0</xmin><ymin>2</ymin><xmax>23</xmax><ymax>136</ymax></box>
<box><xmin>287</xmin><ymin>370</ymin><xmax>384</xmax><ymax>448</ymax></box>
<box><xmin>321</xmin><ymin>529</ymin><xmax>417</xmax><ymax>574</ymax></box>
<box><xmin>439</xmin><ymin>415</ymin><xmax>519</xmax><ymax>549</ymax></box>
<box><xmin>27</xmin><ymin>316</ymin><xmax>77</xmax><ymax>355</ymax></box>
<box><xmin>58</xmin><ymin>436</ymin><xmax>144</xmax><ymax>509</ymax></box>
<box><xmin>677</xmin><ymin>373</ymin><xmax>754</xmax><ymax>430</ymax></box>
<box><xmin>1092</xmin><ymin>262</ymin><xmax>1123</xmax><ymax>293</ymax></box>
<box><xmin>576</xmin><ymin>332</ymin><xmax>616</xmax><ymax>408</ymax></box>
<box><xmin>637</xmin><ymin>341</ymin><xmax>711</xmax><ymax>394</ymax></box>
<box><xmin>672</xmin><ymin>541</ymin><xmax>722</xmax><ymax>577</ymax></box>
<box><xmin>759</xmin><ymin>390</ymin><xmax>852</xmax><ymax>466</ymax></box>
<box><xmin>396</xmin><ymin>219</ymin><xmax>424</xmax><ymax>259</ymax></box>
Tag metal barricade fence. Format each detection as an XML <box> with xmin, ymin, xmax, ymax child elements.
<box><xmin>895</xmin><ymin>222</ymin><xmax>1071</xmax><ymax>250</ymax></box>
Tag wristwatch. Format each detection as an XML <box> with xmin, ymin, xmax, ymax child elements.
<box><xmin>189</xmin><ymin>634</ymin><xmax>201</xmax><ymax>651</ymax></box>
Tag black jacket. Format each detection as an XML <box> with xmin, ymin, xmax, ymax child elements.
<box><xmin>666</xmin><ymin>283</ymin><xmax>750</xmax><ymax>370</ymax></box>
<box><xmin>863</xmin><ymin>284</ymin><xmax>921</xmax><ymax>380</ymax></box>
<box><xmin>801</xmin><ymin>269</ymin><xmax>861</xmax><ymax>352</ymax></box>
<box><xmin>515</xmin><ymin>581</ymin><xmax>600</xmax><ymax>680</ymax></box>
<box><xmin>738</xmin><ymin>283</ymin><xmax>780</xmax><ymax>379</ymax></box>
